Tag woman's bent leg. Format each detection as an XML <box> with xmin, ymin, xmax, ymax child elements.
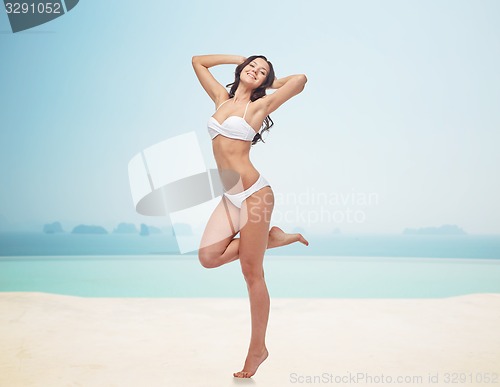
<box><xmin>198</xmin><ymin>196</ymin><xmax>245</xmax><ymax>268</ymax></box>
<box><xmin>199</xmin><ymin>201</ymin><xmax>308</xmax><ymax>269</ymax></box>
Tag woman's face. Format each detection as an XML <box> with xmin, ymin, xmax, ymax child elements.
<box><xmin>241</xmin><ymin>58</ymin><xmax>270</xmax><ymax>88</ymax></box>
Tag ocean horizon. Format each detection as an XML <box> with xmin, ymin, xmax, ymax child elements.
<box><xmin>1</xmin><ymin>232</ymin><xmax>499</xmax><ymax>259</ymax></box>
<box><xmin>1</xmin><ymin>254</ymin><xmax>499</xmax><ymax>298</ymax></box>
<box><xmin>2</xmin><ymin>232</ymin><xmax>499</xmax><ymax>298</ymax></box>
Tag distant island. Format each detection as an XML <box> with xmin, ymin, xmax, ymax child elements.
<box><xmin>36</xmin><ymin>221</ymin><xmax>170</xmax><ymax>236</ymax></box>
<box><xmin>403</xmin><ymin>224</ymin><xmax>467</xmax><ymax>235</ymax></box>
<box><xmin>43</xmin><ymin>221</ymin><xmax>64</xmax><ymax>234</ymax></box>
<box><xmin>113</xmin><ymin>223</ymin><xmax>138</xmax><ymax>234</ymax></box>
<box><xmin>139</xmin><ymin>223</ymin><xmax>162</xmax><ymax>236</ymax></box>
<box><xmin>72</xmin><ymin>225</ymin><xmax>108</xmax><ymax>234</ymax></box>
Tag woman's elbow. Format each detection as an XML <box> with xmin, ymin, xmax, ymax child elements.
<box><xmin>297</xmin><ymin>74</ymin><xmax>308</xmax><ymax>85</ymax></box>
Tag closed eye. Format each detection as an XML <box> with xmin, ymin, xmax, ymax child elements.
<box><xmin>250</xmin><ymin>62</ymin><xmax>267</xmax><ymax>76</ymax></box>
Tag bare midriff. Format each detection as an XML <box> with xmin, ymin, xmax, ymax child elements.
<box><xmin>212</xmin><ymin>135</ymin><xmax>260</xmax><ymax>193</ymax></box>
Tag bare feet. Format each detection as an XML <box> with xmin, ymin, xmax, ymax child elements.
<box><xmin>233</xmin><ymin>347</ymin><xmax>269</xmax><ymax>378</ymax></box>
<box><xmin>267</xmin><ymin>226</ymin><xmax>309</xmax><ymax>249</ymax></box>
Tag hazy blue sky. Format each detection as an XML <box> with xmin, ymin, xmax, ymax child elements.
<box><xmin>1</xmin><ymin>0</ymin><xmax>499</xmax><ymax>234</ymax></box>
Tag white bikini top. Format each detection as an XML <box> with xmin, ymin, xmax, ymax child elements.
<box><xmin>207</xmin><ymin>99</ymin><xmax>260</xmax><ymax>142</ymax></box>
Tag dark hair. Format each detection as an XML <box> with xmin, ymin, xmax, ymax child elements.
<box><xmin>225</xmin><ymin>55</ymin><xmax>275</xmax><ymax>145</ymax></box>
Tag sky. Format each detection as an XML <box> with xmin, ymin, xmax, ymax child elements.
<box><xmin>0</xmin><ymin>0</ymin><xmax>499</xmax><ymax>235</ymax></box>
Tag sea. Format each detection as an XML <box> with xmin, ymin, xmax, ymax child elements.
<box><xmin>1</xmin><ymin>232</ymin><xmax>499</xmax><ymax>298</ymax></box>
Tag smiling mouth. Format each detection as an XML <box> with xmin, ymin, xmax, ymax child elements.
<box><xmin>247</xmin><ymin>72</ymin><xmax>256</xmax><ymax>80</ymax></box>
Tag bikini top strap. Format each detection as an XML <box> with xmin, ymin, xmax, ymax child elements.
<box><xmin>216</xmin><ymin>99</ymin><xmax>231</xmax><ymax>111</ymax></box>
<box><xmin>243</xmin><ymin>100</ymin><xmax>251</xmax><ymax>119</ymax></box>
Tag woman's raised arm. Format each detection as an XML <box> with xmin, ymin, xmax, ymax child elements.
<box><xmin>265</xmin><ymin>74</ymin><xmax>307</xmax><ymax>115</ymax></box>
<box><xmin>192</xmin><ymin>54</ymin><xmax>246</xmax><ymax>104</ymax></box>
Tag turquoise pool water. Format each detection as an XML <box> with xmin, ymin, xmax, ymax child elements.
<box><xmin>1</xmin><ymin>255</ymin><xmax>499</xmax><ymax>298</ymax></box>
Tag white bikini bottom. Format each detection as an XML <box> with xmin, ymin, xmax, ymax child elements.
<box><xmin>223</xmin><ymin>175</ymin><xmax>271</xmax><ymax>209</ymax></box>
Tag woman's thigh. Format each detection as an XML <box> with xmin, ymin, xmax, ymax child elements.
<box><xmin>239</xmin><ymin>187</ymin><xmax>275</xmax><ymax>272</ymax></box>
<box><xmin>199</xmin><ymin>196</ymin><xmax>244</xmax><ymax>254</ymax></box>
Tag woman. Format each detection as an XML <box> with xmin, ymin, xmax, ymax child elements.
<box><xmin>192</xmin><ymin>54</ymin><xmax>309</xmax><ymax>378</ymax></box>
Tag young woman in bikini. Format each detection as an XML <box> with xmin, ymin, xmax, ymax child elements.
<box><xmin>192</xmin><ymin>54</ymin><xmax>308</xmax><ymax>378</ymax></box>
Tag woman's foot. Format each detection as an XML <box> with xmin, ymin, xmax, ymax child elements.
<box><xmin>267</xmin><ymin>226</ymin><xmax>309</xmax><ymax>249</ymax></box>
<box><xmin>233</xmin><ymin>347</ymin><xmax>269</xmax><ymax>378</ymax></box>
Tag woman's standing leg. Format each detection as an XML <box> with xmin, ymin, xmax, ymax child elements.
<box><xmin>233</xmin><ymin>186</ymin><xmax>274</xmax><ymax>378</ymax></box>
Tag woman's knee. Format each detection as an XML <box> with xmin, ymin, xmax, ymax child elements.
<box><xmin>240</xmin><ymin>262</ymin><xmax>264</xmax><ymax>284</ymax></box>
<box><xmin>198</xmin><ymin>248</ymin><xmax>219</xmax><ymax>269</ymax></box>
